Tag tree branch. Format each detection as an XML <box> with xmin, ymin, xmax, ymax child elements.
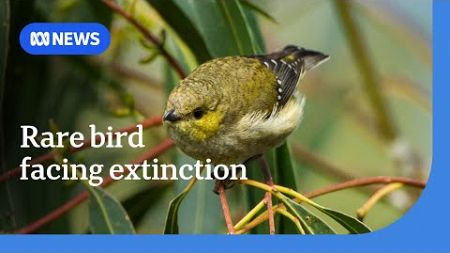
<box><xmin>234</xmin><ymin>176</ymin><xmax>425</xmax><ymax>233</ymax></box>
<box><xmin>356</xmin><ymin>182</ymin><xmax>404</xmax><ymax>221</ymax></box>
<box><xmin>304</xmin><ymin>176</ymin><xmax>425</xmax><ymax>199</ymax></box>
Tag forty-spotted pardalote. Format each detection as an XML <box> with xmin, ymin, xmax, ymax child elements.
<box><xmin>164</xmin><ymin>45</ymin><xmax>329</xmax><ymax>168</ymax></box>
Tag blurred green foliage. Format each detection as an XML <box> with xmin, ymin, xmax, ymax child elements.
<box><xmin>0</xmin><ymin>0</ymin><xmax>431</xmax><ymax>234</ymax></box>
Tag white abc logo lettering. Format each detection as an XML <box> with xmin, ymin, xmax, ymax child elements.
<box><xmin>30</xmin><ymin>32</ymin><xmax>50</xmax><ymax>46</ymax></box>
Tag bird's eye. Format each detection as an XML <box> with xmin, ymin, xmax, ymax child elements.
<box><xmin>193</xmin><ymin>107</ymin><xmax>204</xmax><ymax>119</ymax></box>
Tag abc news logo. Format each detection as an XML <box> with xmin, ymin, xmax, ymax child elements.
<box><xmin>20</xmin><ymin>23</ymin><xmax>110</xmax><ymax>55</ymax></box>
<box><xmin>29</xmin><ymin>31</ymin><xmax>100</xmax><ymax>47</ymax></box>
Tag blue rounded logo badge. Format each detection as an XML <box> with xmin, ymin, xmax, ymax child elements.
<box><xmin>20</xmin><ymin>23</ymin><xmax>110</xmax><ymax>55</ymax></box>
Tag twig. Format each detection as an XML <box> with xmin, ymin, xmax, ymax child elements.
<box><xmin>234</xmin><ymin>176</ymin><xmax>425</xmax><ymax>233</ymax></box>
<box><xmin>356</xmin><ymin>182</ymin><xmax>404</xmax><ymax>221</ymax></box>
<box><xmin>240</xmin><ymin>180</ymin><xmax>316</xmax><ymax>207</ymax></box>
<box><xmin>234</xmin><ymin>200</ymin><xmax>265</xmax><ymax>230</ymax></box>
<box><xmin>101</xmin><ymin>0</ymin><xmax>186</xmax><ymax>79</ymax></box>
<box><xmin>264</xmin><ymin>191</ymin><xmax>275</xmax><ymax>234</ymax></box>
<box><xmin>15</xmin><ymin>139</ymin><xmax>174</xmax><ymax>234</ymax></box>
<box><xmin>236</xmin><ymin>203</ymin><xmax>306</xmax><ymax>234</ymax></box>
<box><xmin>235</xmin><ymin>204</ymin><xmax>284</xmax><ymax>235</ymax></box>
<box><xmin>0</xmin><ymin>116</ymin><xmax>163</xmax><ymax>183</ymax></box>
<box><xmin>217</xmin><ymin>183</ymin><xmax>235</xmax><ymax>234</ymax></box>
<box><xmin>304</xmin><ymin>176</ymin><xmax>425</xmax><ymax>199</ymax></box>
<box><xmin>291</xmin><ymin>144</ymin><xmax>425</xmax><ymax>199</ymax></box>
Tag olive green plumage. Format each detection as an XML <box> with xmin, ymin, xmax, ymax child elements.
<box><xmin>164</xmin><ymin>45</ymin><xmax>329</xmax><ymax>164</ymax></box>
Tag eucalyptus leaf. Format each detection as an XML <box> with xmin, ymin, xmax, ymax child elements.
<box><xmin>88</xmin><ymin>187</ymin><xmax>135</xmax><ymax>234</ymax></box>
<box><xmin>86</xmin><ymin>0</ymin><xmax>113</xmax><ymax>26</ymax></box>
<box><xmin>239</xmin><ymin>0</ymin><xmax>278</xmax><ymax>24</ymax></box>
<box><xmin>277</xmin><ymin>194</ymin><xmax>311</xmax><ymax>234</ymax></box>
<box><xmin>163</xmin><ymin>190</ymin><xmax>188</xmax><ymax>234</ymax></box>
<box><xmin>122</xmin><ymin>183</ymin><xmax>172</xmax><ymax>228</ymax></box>
<box><xmin>146</xmin><ymin>0</ymin><xmax>212</xmax><ymax>63</ymax></box>
<box><xmin>284</xmin><ymin>198</ymin><xmax>336</xmax><ymax>234</ymax></box>
<box><xmin>275</xmin><ymin>143</ymin><xmax>297</xmax><ymax>189</ymax></box>
<box><xmin>314</xmin><ymin>206</ymin><xmax>371</xmax><ymax>234</ymax></box>
<box><xmin>174</xmin><ymin>155</ymin><xmax>221</xmax><ymax>234</ymax></box>
<box><xmin>274</xmin><ymin>142</ymin><xmax>299</xmax><ymax>233</ymax></box>
<box><xmin>174</xmin><ymin>0</ymin><xmax>258</xmax><ymax>57</ymax></box>
<box><xmin>245</xmin><ymin>159</ymin><xmax>269</xmax><ymax>234</ymax></box>
<box><xmin>164</xmin><ymin>178</ymin><xmax>198</xmax><ymax>234</ymax></box>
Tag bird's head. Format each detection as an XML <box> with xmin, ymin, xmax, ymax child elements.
<box><xmin>163</xmin><ymin>78</ymin><xmax>224</xmax><ymax>142</ymax></box>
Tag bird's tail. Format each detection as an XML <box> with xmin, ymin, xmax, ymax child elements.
<box><xmin>261</xmin><ymin>45</ymin><xmax>329</xmax><ymax>72</ymax></box>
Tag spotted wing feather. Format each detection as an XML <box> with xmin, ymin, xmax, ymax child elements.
<box><xmin>251</xmin><ymin>45</ymin><xmax>329</xmax><ymax>106</ymax></box>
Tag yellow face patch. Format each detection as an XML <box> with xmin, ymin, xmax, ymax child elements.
<box><xmin>190</xmin><ymin>110</ymin><xmax>224</xmax><ymax>141</ymax></box>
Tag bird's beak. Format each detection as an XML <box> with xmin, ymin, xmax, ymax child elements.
<box><xmin>163</xmin><ymin>109</ymin><xmax>181</xmax><ymax>123</ymax></box>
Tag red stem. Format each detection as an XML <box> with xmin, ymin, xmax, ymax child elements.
<box><xmin>304</xmin><ymin>176</ymin><xmax>426</xmax><ymax>199</ymax></box>
<box><xmin>218</xmin><ymin>184</ymin><xmax>235</xmax><ymax>234</ymax></box>
<box><xmin>15</xmin><ymin>138</ymin><xmax>174</xmax><ymax>234</ymax></box>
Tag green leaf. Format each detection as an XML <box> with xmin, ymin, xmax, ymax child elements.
<box><xmin>240</xmin><ymin>2</ymin><xmax>265</xmax><ymax>54</ymax></box>
<box><xmin>88</xmin><ymin>187</ymin><xmax>135</xmax><ymax>234</ymax></box>
<box><xmin>86</xmin><ymin>0</ymin><xmax>113</xmax><ymax>26</ymax></box>
<box><xmin>173</xmin><ymin>155</ymin><xmax>222</xmax><ymax>234</ymax></box>
<box><xmin>174</xmin><ymin>0</ymin><xmax>261</xmax><ymax>57</ymax></box>
<box><xmin>164</xmin><ymin>178</ymin><xmax>198</xmax><ymax>234</ymax></box>
<box><xmin>243</xmin><ymin>160</ymin><xmax>267</xmax><ymax>234</ymax></box>
<box><xmin>163</xmin><ymin>192</ymin><xmax>184</xmax><ymax>234</ymax></box>
<box><xmin>275</xmin><ymin>143</ymin><xmax>297</xmax><ymax>189</ymax></box>
<box><xmin>274</xmin><ymin>186</ymin><xmax>368</xmax><ymax>234</ymax></box>
<box><xmin>274</xmin><ymin>142</ymin><xmax>299</xmax><ymax>233</ymax></box>
<box><xmin>239</xmin><ymin>0</ymin><xmax>278</xmax><ymax>24</ymax></box>
<box><xmin>284</xmin><ymin>198</ymin><xmax>336</xmax><ymax>234</ymax></box>
<box><xmin>146</xmin><ymin>0</ymin><xmax>212</xmax><ymax>63</ymax></box>
<box><xmin>314</xmin><ymin>205</ymin><xmax>371</xmax><ymax>234</ymax></box>
<box><xmin>122</xmin><ymin>183</ymin><xmax>172</xmax><ymax>228</ymax></box>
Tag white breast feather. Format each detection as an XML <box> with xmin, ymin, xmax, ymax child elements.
<box><xmin>235</xmin><ymin>93</ymin><xmax>305</xmax><ymax>140</ymax></box>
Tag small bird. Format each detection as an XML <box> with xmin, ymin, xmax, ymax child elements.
<box><xmin>164</xmin><ymin>45</ymin><xmax>328</xmax><ymax>234</ymax></box>
<box><xmin>163</xmin><ymin>45</ymin><xmax>329</xmax><ymax>167</ymax></box>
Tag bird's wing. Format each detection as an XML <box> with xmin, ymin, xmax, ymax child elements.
<box><xmin>251</xmin><ymin>45</ymin><xmax>329</xmax><ymax>106</ymax></box>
